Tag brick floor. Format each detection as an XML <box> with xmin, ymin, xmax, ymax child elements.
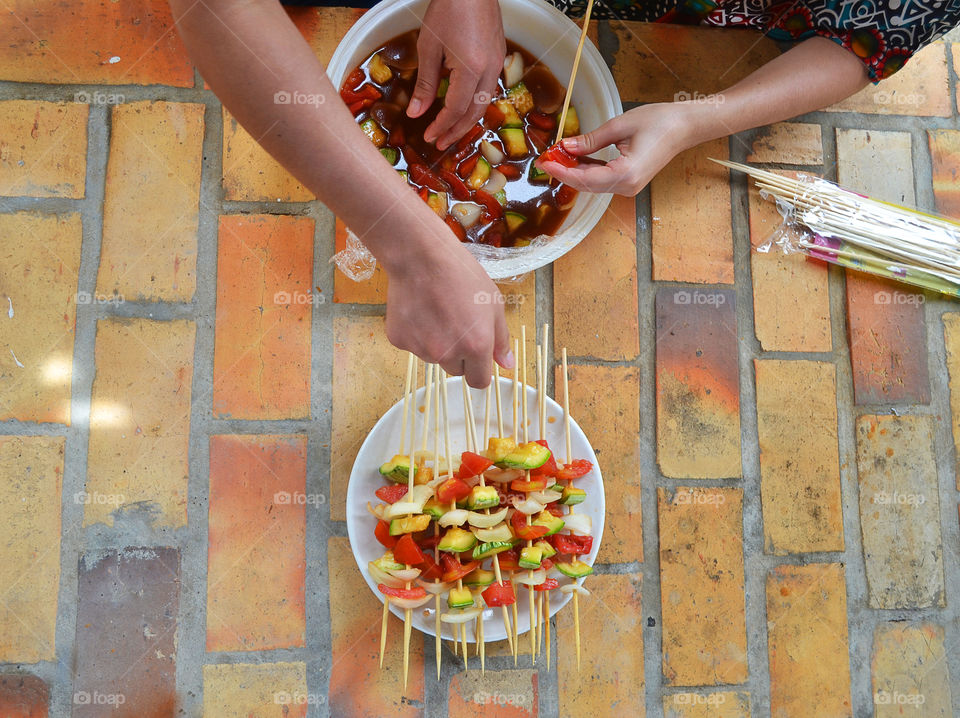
<box><xmin>2</xmin><ymin>8</ymin><xmax>960</xmax><ymax>718</ymax></box>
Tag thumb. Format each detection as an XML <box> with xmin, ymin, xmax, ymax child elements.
<box><xmin>492</xmin><ymin>305</ymin><xmax>514</xmax><ymax>370</ymax></box>
<box><xmin>408</xmin><ymin>42</ymin><xmax>442</xmax><ymax>118</ymax></box>
<box><xmin>561</xmin><ymin>117</ymin><xmax>625</xmax><ymax>156</ymax></box>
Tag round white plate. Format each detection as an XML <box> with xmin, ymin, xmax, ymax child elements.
<box><xmin>345</xmin><ymin>375</ymin><xmax>604</xmax><ymax>641</ymax></box>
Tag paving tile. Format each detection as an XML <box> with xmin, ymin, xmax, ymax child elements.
<box><xmin>827</xmin><ymin>43</ymin><xmax>951</xmax><ymax>117</ymax></box>
<box><xmin>754</xmin><ymin>360</ymin><xmax>843</xmax><ymax>554</ymax></box>
<box><xmin>212</xmin><ymin>215</ymin><xmax>314</xmax><ymax>420</ymax></box>
<box><xmin>955</xmin><ymin>44</ymin><xmax>960</xmax><ymax>112</ymax></box>
<box><xmin>658</xmin><ymin>488</ymin><xmax>746</xmax><ymax>686</ymax></box>
<box><xmin>74</xmin><ymin>547</ymin><xmax>179</xmax><ymax>717</ymax></box>
<box><xmin>837</xmin><ymin>128</ymin><xmax>929</xmax><ymax>405</ymax></box>
<box><xmin>84</xmin><ymin>318</ymin><xmax>196</xmax><ymax>529</ymax></box>
<box><xmin>330</xmin><ymin>316</ymin><xmax>409</xmax><ymax>521</ymax></box>
<box><xmin>221</xmin><ymin>106</ymin><xmax>314</xmax><ymax>203</ymax></box>
<box><xmin>0</xmin><ymin>212</ymin><xmax>82</xmax><ymax>424</ymax></box>
<box><xmin>562</xmin><ymin>364</ymin><xmax>641</xmax><ymax>563</ymax></box>
<box><xmin>0</xmin><ymin>0</ymin><xmax>193</xmax><ymax>86</ymax></box>
<box><xmin>207</xmin><ymin>435</ymin><xmax>307</xmax><ymax>652</ymax></box>
<box><xmin>0</xmin><ymin>674</ymin><xmax>49</xmax><ymax>717</ymax></box>
<box><xmin>448</xmin><ymin>669</ymin><xmax>537</xmax><ymax>717</ymax></box>
<box><xmin>557</xmin><ymin>573</ymin><xmax>644</xmax><ymax>718</ymax></box>
<box><xmin>0</xmin><ymin>436</ymin><xmax>63</xmax><ymax>663</ymax></box>
<box><xmin>747</xmin><ymin>178</ymin><xmax>831</xmax><ymax>352</ymax></box>
<box><xmin>0</xmin><ymin>101</ymin><xmax>88</xmax><ymax>198</ymax></box>
<box><xmin>650</xmin><ymin>139</ymin><xmax>733</xmax><ymax>284</ymax></box>
<box><xmin>871</xmin><ymin>622</ymin><xmax>952</xmax><ymax>716</ymax></box>
<box><xmin>610</xmin><ymin>22</ymin><xmax>779</xmax><ymax>104</ymax></box>
<box><xmin>203</xmin><ymin>662</ymin><xmax>308</xmax><ymax>718</ymax></box>
<box><xmin>663</xmin><ymin>691</ymin><xmax>750</xmax><ymax>718</ymax></box>
<box><xmin>97</xmin><ymin>101</ymin><xmax>204</xmax><ymax>302</ymax></box>
<box><xmin>554</xmin><ymin>193</ymin><xmax>639</xmax><ymax>360</ymax></box>
<box><xmin>929</xmin><ymin>129</ymin><xmax>960</xmax><ymax>219</ymax></box>
<box><xmin>327</xmin><ymin>537</ymin><xmax>423</xmax><ymax>717</ymax></box>
<box><xmin>655</xmin><ymin>286</ymin><xmax>740</xmax><ymax>479</ymax></box>
<box><xmin>855</xmin><ymin>415</ymin><xmax>945</xmax><ymax>609</ymax></box>
<box><xmin>287</xmin><ymin>6</ymin><xmax>366</xmax><ymax>67</ymax></box>
<box><xmin>942</xmin><ymin>312</ymin><xmax>960</xmax><ymax>488</ymax></box>
<box><xmin>332</xmin><ymin>218</ymin><xmax>387</xmax><ymax>303</ymax></box>
<box><xmin>746</xmin><ymin>122</ymin><xmax>822</xmax><ymax>165</ymax></box>
<box><xmin>766</xmin><ymin>563</ymin><xmax>852</xmax><ymax>718</ymax></box>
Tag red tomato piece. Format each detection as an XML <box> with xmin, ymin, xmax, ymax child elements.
<box><xmin>546</xmin><ymin>504</ymin><xmax>564</xmax><ymax>517</ymax></box>
<box><xmin>484</xmin><ymin>230</ymin><xmax>503</xmax><ymax>248</ymax></box>
<box><xmin>539</xmin><ymin>141</ymin><xmax>579</xmax><ymax>168</ymax></box>
<box><xmin>347</xmin><ymin>100</ymin><xmax>365</xmax><ymax>115</ymax></box>
<box><xmin>378</xmin><ymin>583</ymin><xmax>428</xmax><ymax>599</ymax></box>
<box><xmin>419</xmin><ymin>555</ymin><xmax>443</xmax><ymax>581</ymax></box>
<box><xmin>494</xmin><ymin>548</ymin><xmax>520</xmax><ymax>572</ymax></box>
<box><xmin>402</xmin><ymin>145</ymin><xmax>427</xmax><ymax>167</ymax></box>
<box><xmin>393</xmin><ymin>534</ymin><xmax>426</xmax><ymax>565</ymax></box>
<box><xmin>389</xmin><ymin>124</ymin><xmax>406</xmax><ymax>147</ymax></box>
<box><xmin>497</xmin><ymin>163</ymin><xmax>522</xmax><ymax>180</ymax></box>
<box><xmin>444</xmin><ymin>215</ymin><xmax>467</xmax><ymax>242</ymax></box>
<box><xmin>511</xmin><ymin>509</ymin><xmax>548</xmax><ymax>540</ymax></box>
<box><xmin>550</xmin><ymin>533</ymin><xmax>593</xmax><ymax>555</ymax></box>
<box><xmin>438</xmin><ymin>169</ymin><xmax>471</xmax><ymax>200</ymax></box>
<box><xmin>509</xmin><ymin>475</ymin><xmax>548</xmax><ymax>493</ymax></box>
<box><xmin>532</xmin><ymin>577</ymin><xmax>559</xmax><ymax>592</ymax></box>
<box><xmin>418</xmin><ymin>185</ymin><xmax>430</xmax><ymax>202</ymax></box>
<box><xmin>358</xmin><ymin>84</ymin><xmax>382</xmax><ymax>101</ymax></box>
<box><xmin>526</xmin><ymin>126</ymin><xmax>551</xmax><ymax>153</ymax></box>
<box><xmin>458</xmin><ymin>451</ymin><xmax>493</xmax><ymax>478</ymax></box>
<box><xmin>417</xmin><ymin>534</ymin><xmax>442</xmax><ymax>551</ymax></box>
<box><xmin>343</xmin><ymin>67</ymin><xmax>365</xmax><ymax>92</ymax></box>
<box><xmin>435</xmin><ymin>477</ymin><xmax>471</xmax><ymax>504</ymax></box>
<box><xmin>455</xmin><ymin>124</ymin><xmax>484</xmax><ymax>153</ymax></box>
<box><xmin>375</xmin><ymin>484</ymin><xmax>408</xmax><ymax>504</ymax></box>
<box><xmin>540</xmin><ymin>557</ymin><xmax>554</xmax><ymax>571</ymax></box>
<box><xmin>527</xmin><ymin>110</ymin><xmax>556</xmax><ymax>131</ymax></box>
<box><xmin>409</xmin><ymin>163</ymin><xmax>448</xmax><ymax>193</ymax></box>
<box><xmin>555</xmin><ymin>459</ymin><xmax>593</xmax><ymax>480</ymax></box>
<box><xmin>554</xmin><ymin>184</ymin><xmax>577</xmax><ymax>209</ymax></box>
<box><xmin>440</xmin><ymin>554</ymin><xmax>480</xmax><ymax>583</ymax></box>
<box><xmin>483</xmin><ymin>103</ymin><xmax>506</xmax><ymax>129</ymax></box>
<box><xmin>530</xmin><ymin>440</ymin><xmax>558</xmax><ymax>478</ymax></box>
<box><xmin>374</xmin><ymin>519</ymin><xmax>397</xmax><ymax>548</ymax></box>
<box><xmin>457</xmin><ymin>153</ymin><xmax>480</xmax><ymax>179</ymax></box>
<box><xmin>474</xmin><ymin>189</ymin><xmax>503</xmax><ymax>219</ymax></box>
<box><xmin>482</xmin><ymin>580</ymin><xmax>516</xmax><ymax>606</ymax></box>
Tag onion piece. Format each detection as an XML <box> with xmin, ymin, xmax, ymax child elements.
<box><xmin>368</xmin><ymin>562</ymin><xmax>404</xmax><ymax>588</ymax></box>
<box><xmin>366</xmin><ymin>501</ymin><xmax>386</xmax><ymax>520</ymax></box>
<box><xmin>513</xmin><ymin>498</ymin><xmax>545</xmax><ymax>516</ymax></box>
<box><xmin>514</xmin><ymin>569</ymin><xmax>547</xmax><ymax>586</ymax></box>
<box><xmin>466</xmin><ymin>507</ymin><xmax>508</xmax><ymax>527</ymax></box>
<box><xmin>413</xmin><ymin>450</ymin><xmax>449</xmax><ymax>472</ymax></box>
<box><xmin>385</xmin><ymin>567</ymin><xmax>421</xmax><ymax>582</ymax></box>
<box><xmin>472</xmin><ymin>522</ymin><xmax>513</xmax><ymax>543</ymax></box>
<box><xmin>502</xmin><ymin>51</ymin><xmax>524</xmax><ymax>88</ymax></box>
<box><xmin>438</xmin><ymin>508</ymin><xmax>469</xmax><ymax>527</ymax></box>
<box><xmin>528</xmin><ymin>490</ymin><xmax>563</xmax><ymax>504</ymax></box>
<box><xmin>418</xmin><ymin>579</ymin><xmax>455</xmax><ymax>594</ymax></box>
<box><xmin>562</xmin><ymin>513</ymin><xmax>592</xmax><ymax>536</ymax></box>
<box><xmin>383</xmin><ymin>484</ymin><xmax>434</xmax><ymax>519</ymax></box>
<box><xmin>482</xmin><ymin>169</ymin><xmax>506</xmax><ymax>195</ymax></box>
<box><xmin>451</xmin><ymin>202</ymin><xmax>482</xmax><ymax>229</ymax></box>
<box><xmin>440</xmin><ymin>606</ymin><xmax>484</xmax><ymax>623</ymax></box>
<box><xmin>388</xmin><ymin>594</ymin><xmax>433</xmax><ymax>610</ymax></box>
<box><xmin>480</xmin><ymin>139</ymin><xmax>505</xmax><ymax>165</ymax></box>
<box><xmin>560</xmin><ymin>583</ymin><xmax>591</xmax><ymax>596</ymax></box>
<box><xmin>483</xmin><ymin>467</ymin><xmax>523</xmax><ymax>483</ymax></box>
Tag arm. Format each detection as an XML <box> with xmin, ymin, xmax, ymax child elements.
<box><xmin>539</xmin><ymin>36</ymin><xmax>871</xmax><ymax>195</ymax></box>
<box><xmin>169</xmin><ymin>0</ymin><xmax>513</xmax><ymax>386</ymax></box>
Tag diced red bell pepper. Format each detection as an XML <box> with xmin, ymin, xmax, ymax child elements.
<box><xmin>497</xmin><ymin>163</ymin><xmax>522</xmax><ymax>180</ymax></box>
<box><xmin>474</xmin><ymin>189</ymin><xmax>503</xmax><ymax>219</ymax></box>
<box><xmin>458</xmin><ymin>451</ymin><xmax>493</xmax><ymax>478</ymax></box>
<box><xmin>550</xmin><ymin>533</ymin><xmax>593</xmax><ymax>555</ymax></box>
<box><xmin>438</xmin><ymin>169</ymin><xmax>471</xmax><ymax>200</ymax></box>
<box><xmin>494</xmin><ymin>548</ymin><xmax>520</xmax><ymax>571</ymax></box>
<box><xmin>511</xmin><ymin>509</ymin><xmax>548</xmax><ymax>540</ymax></box>
<box><xmin>482</xmin><ymin>580</ymin><xmax>516</xmax><ymax>606</ymax></box>
<box><xmin>435</xmin><ymin>477</ymin><xmax>471</xmax><ymax>504</ymax></box>
<box><xmin>444</xmin><ymin>215</ymin><xmax>468</xmax><ymax>242</ymax></box>
<box><xmin>440</xmin><ymin>554</ymin><xmax>480</xmax><ymax>583</ymax></box>
<box><xmin>375</xmin><ymin>519</ymin><xmax>397</xmax><ymax>548</ymax></box>
<box><xmin>457</xmin><ymin>153</ymin><xmax>480</xmax><ymax>179</ymax></box>
<box><xmin>539</xmin><ymin>141</ymin><xmax>579</xmax><ymax>168</ymax></box>
<box><xmin>409</xmin><ymin>163</ymin><xmax>448</xmax><ymax>193</ymax></box>
<box><xmin>418</xmin><ymin>554</ymin><xmax>443</xmax><ymax>581</ymax></box>
<box><xmin>378</xmin><ymin>583</ymin><xmax>428</xmax><ymax>599</ymax></box>
<box><xmin>527</xmin><ymin>110</ymin><xmax>556</xmax><ymax>131</ymax></box>
<box><xmin>375</xmin><ymin>484</ymin><xmax>408</xmax><ymax>504</ymax></box>
<box><xmin>393</xmin><ymin>534</ymin><xmax>426</xmax><ymax>565</ymax></box>
<box><xmin>555</xmin><ymin>459</ymin><xmax>593</xmax><ymax>480</ymax></box>
<box><xmin>533</xmin><ymin>577</ymin><xmax>559</xmax><ymax>592</ymax></box>
<box><xmin>343</xmin><ymin>67</ymin><xmax>365</xmax><ymax>92</ymax></box>
<box><xmin>483</xmin><ymin>103</ymin><xmax>506</xmax><ymax>129</ymax></box>
<box><xmin>510</xmin><ymin>475</ymin><xmax>548</xmax><ymax>493</ymax></box>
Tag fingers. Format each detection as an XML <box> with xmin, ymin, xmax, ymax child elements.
<box><xmin>425</xmin><ymin>66</ymin><xmax>482</xmax><ymax>148</ymax></box>
<box><xmin>538</xmin><ymin>159</ymin><xmax>626</xmax><ymax>194</ymax></box>
<box><xmin>408</xmin><ymin>35</ymin><xmax>442</xmax><ymax>118</ymax></box>
<box><xmin>463</xmin><ymin>354</ymin><xmax>493</xmax><ymax>389</ymax></box>
<box><xmin>562</xmin><ymin>117</ymin><xmax>628</xmax><ymax>156</ymax></box>
<box><xmin>492</xmin><ymin>305</ymin><xmax>514</xmax><ymax>370</ymax></box>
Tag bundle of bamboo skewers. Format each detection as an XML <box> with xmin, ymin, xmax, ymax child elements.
<box><xmin>716</xmin><ymin>158</ymin><xmax>960</xmax><ymax>298</ymax></box>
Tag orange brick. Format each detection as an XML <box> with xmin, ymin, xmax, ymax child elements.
<box><xmin>754</xmin><ymin>359</ymin><xmax>843</xmax><ymax>554</ymax></box>
<box><xmin>747</xmin><ymin>176</ymin><xmax>831</xmax><ymax>352</ymax></box>
<box><xmin>828</xmin><ymin>43</ymin><xmax>951</xmax><ymax>117</ymax></box>
<box><xmin>855</xmin><ymin>415</ymin><xmax>945</xmax><ymax>609</ymax></box>
<box><xmin>97</xmin><ymin>101</ymin><xmax>204</xmax><ymax>302</ymax></box>
<box><xmin>655</xmin><ymin>287</ymin><xmax>740</xmax><ymax>479</ymax></box>
<box><xmin>84</xmin><ymin>318</ymin><xmax>196</xmax><ymax>529</ymax></box>
<box><xmin>557</xmin><ymin>573</ymin><xmax>644</xmax><ymax>717</ymax></box>
<box><xmin>203</xmin><ymin>662</ymin><xmax>307</xmax><ymax>718</ymax></box>
<box><xmin>0</xmin><ymin>436</ymin><xmax>63</xmax><ymax>663</ymax></box>
<box><xmin>942</xmin><ymin>313</ymin><xmax>960</xmax><ymax>488</ymax></box>
<box><xmin>658</xmin><ymin>488</ymin><xmax>746</xmax><ymax>685</ymax></box>
<box><xmin>287</xmin><ymin>6</ymin><xmax>366</xmax><ymax>67</ymax></box>
<box><xmin>766</xmin><ymin>564</ymin><xmax>852</xmax><ymax>718</ymax></box>
<box><xmin>212</xmin><ymin>215</ymin><xmax>314</xmax><ymax>420</ymax></box>
<box><xmin>871</xmin><ymin>622</ymin><xmax>952</xmax><ymax>716</ymax></box>
<box><xmin>746</xmin><ymin>122</ymin><xmax>823</xmax><ymax>165</ymax></box>
<box><xmin>0</xmin><ymin>101</ymin><xmax>87</xmax><ymax>198</ymax></box>
<box><xmin>0</xmin><ymin>675</ymin><xmax>49</xmax><ymax>717</ymax></box>
<box><xmin>837</xmin><ymin>128</ymin><xmax>915</xmax><ymax>205</ymax></box>
<box><xmin>929</xmin><ymin>129</ymin><xmax>960</xmax><ymax>219</ymax></box>
<box><xmin>328</xmin><ymin>537</ymin><xmax>423</xmax><ymax>716</ymax></box>
<box><xmin>332</xmin><ymin>217</ymin><xmax>387</xmax><ymax>304</ymax></box>
<box><xmin>448</xmin><ymin>669</ymin><xmax>537</xmax><ymax>717</ymax></box>
<box><xmin>221</xmin><ymin>106</ymin><xmax>314</xmax><ymax>202</ymax></box>
<box><xmin>0</xmin><ymin>212</ymin><xmax>82</xmax><ymax>424</ymax></box>
<box><xmin>562</xmin><ymin>365</ymin><xmax>641</xmax><ymax>563</ymax></box>
<box><xmin>650</xmin><ymin>139</ymin><xmax>733</xmax><ymax>284</ymax></box>
<box><xmin>611</xmin><ymin>22</ymin><xmax>779</xmax><ymax>104</ymax></box>
<box><xmin>207</xmin><ymin>435</ymin><xmax>306</xmax><ymax>652</ymax></box>
<box><xmin>554</xmin><ymin>193</ymin><xmax>639</xmax><ymax>360</ymax></box>
<box><xmin>663</xmin><ymin>691</ymin><xmax>750</xmax><ymax>718</ymax></box>
<box><xmin>0</xmin><ymin>0</ymin><xmax>193</xmax><ymax>86</ymax></box>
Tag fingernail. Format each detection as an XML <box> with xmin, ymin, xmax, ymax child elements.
<box><xmin>563</xmin><ymin>137</ymin><xmax>580</xmax><ymax>151</ymax></box>
<box><xmin>408</xmin><ymin>99</ymin><xmax>421</xmax><ymax>116</ymax></box>
<box><xmin>502</xmin><ymin>349</ymin><xmax>516</xmax><ymax>370</ymax></box>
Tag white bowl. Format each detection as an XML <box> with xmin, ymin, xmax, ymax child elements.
<box><xmin>327</xmin><ymin>0</ymin><xmax>622</xmax><ymax>280</ymax></box>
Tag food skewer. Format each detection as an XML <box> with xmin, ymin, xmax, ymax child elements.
<box><xmin>520</xmin><ymin>326</ymin><xmax>537</xmax><ymax>664</ymax></box>
<box><xmin>511</xmin><ymin>337</ymin><xmax>521</xmax><ymax>661</ymax></box>
<box><xmin>554</xmin><ymin>0</ymin><xmax>596</xmax><ymax>145</ymax></box>
<box><xmin>541</xmin><ymin>326</ymin><xmax>552</xmax><ymax>672</ymax></box>
<box><xmin>535</xmin><ymin>344</ymin><xmax>545</xmax><ymax>658</ymax></box>
<box><xmin>420</xmin><ymin>364</ymin><xmax>443</xmax><ymax>681</ymax></box>
<box><xmin>401</xmin><ymin>356</ymin><xmax>424</xmax><ymax>690</ymax></box>
<box><xmin>561</xmin><ymin>347</ymin><xmax>582</xmax><ymax>673</ymax></box>
<box><xmin>492</xmin><ymin>364</ymin><xmax>518</xmax><ymax>660</ymax></box>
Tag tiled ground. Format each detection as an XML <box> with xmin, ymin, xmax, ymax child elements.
<box><xmin>1</xmin><ymin>3</ymin><xmax>959</xmax><ymax>717</ymax></box>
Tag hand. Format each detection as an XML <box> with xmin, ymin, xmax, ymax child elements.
<box><xmin>408</xmin><ymin>0</ymin><xmax>505</xmax><ymax>151</ymax></box>
<box><xmin>536</xmin><ymin>103</ymin><xmax>701</xmax><ymax>196</ymax></box>
<box><xmin>382</xmin><ymin>221</ymin><xmax>514</xmax><ymax>388</ymax></box>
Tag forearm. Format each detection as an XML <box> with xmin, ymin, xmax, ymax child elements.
<box><xmin>682</xmin><ymin>36</ymin><xmax>870</xmax><ymax>146</ymax></box>
<box><xmin>169</xmin><ymin>0</ymin><xmax>459</xmax><ymax>273</ymax></box>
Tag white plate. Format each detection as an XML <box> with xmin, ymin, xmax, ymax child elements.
<box><xmin>345</xmin><ymin>375</ymin><xmax>604</xmax><ymax>642</ymax></box>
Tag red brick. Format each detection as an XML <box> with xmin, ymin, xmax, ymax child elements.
<box><xmin>929</xmin><ymin>129</ymin><xmax>960</xmax><ymax>219</ymax></box>
<box><xmin>448</xmin><ymin>669</ymin><xmax>537</xmax><ymax>717</ymax></box>
<box><xmin>0</xmin><ymin>675</ymin><xmax>49</xmax><ymax>717</ymax></box>
<box><xmin>328</xmin><ymin>537</ymin><xmax>423</xmax><ymax>717</ymax></box>
<box><xmin>650</xmin><ymin>139</ymin><xmax>733</xmax><ymax>284</ymax></box>
<box><xmin>207</xmin><ymin>435</ymin><xmax>306</xmax><ymax>652</ymax></box>
<box><xmin>212</xmin><ymin>215</ymin><xmax>314</xmax><ymax>420</ymax></box>
<box><xmin>766</xmin><ymin>563</ymin><xmax>852</xmax><ymax>718</ymax></box>
<box><xmin>871</xmin><ymin>622</ymin><xmax>952</xmax><ymax>716</ymax></box>
<box><xmin>754</xmin><ymin>360</ymin><xmax>843</xmax><ymax>554</ymax></box>
<box><xmin>655</xmin><ymin>286</ymin><xmax>740</xmax><ymax>478</ymax></box>
<box><xmin>554</xmin><ymin>193</ymin><xmax>639</xmax><ymax>360</ymax></box>
<box><xmin>658</xmin><ymin>488</ymin><xmax>746</xmax><ymax>685</ymax></box>
<box><xmin>0</xmin><ymin>0</ymin><xmax>193</xmax><ymax>86</ymax></box>
<box><xmin>203</xmin><ymin>662</ymin><xmax>307</xmax><ymax>717</ymax></box>
<box><xmin>74</xmin><ymin>548</ymin><xmax>180</xmax><ymax>717</ymax></box>
<box><xmin>332</xmin><ymin>217</ymin><xmax>387</xmax><ymax>304</ymax></box>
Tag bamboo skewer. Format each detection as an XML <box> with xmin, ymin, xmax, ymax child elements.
<box><xmin>491</xmin><ymin>364</ymin><xmax>517</xmax><ymax>659</ymax></box>
<box><xmin>401</xmin><ymin>356</ymin><xmax>420</xmax><ymax>691</ymax></box>
<box><xmin>459</xmin><ymin>382</ymin><xmax>488</xmax><ymax>674</ymax></box>
<box><xmin>511</xmin><ymin>338</ymin><xmax>521</xmax><ymax>662</ymax></box>
<box><xmin>535</xmin><ymin>344</ymin><xmax>545</xmax><ymax>659</ymax></box>
<box><xmin>541</xmin><ymin>325</ymin><xmax>552</xmax><ymax>671</ymax></box>
<box><xmin>430</xmin><ymin>366</ymin><xmax>444</xmax><ymax>680</ymax></box>
<box><xmin>521</xmin><ymin>326</ymin><xmax>536</xmax><ymax>665</ymax></box>
<box><xmin>554</xmin><ymin>0</ymin><xmax>596</xmax><ymax>145</ymax></box>
<box><xmin>561</xmin><ymin>348</ymin><xmax>582</xmax><ymax>673</ymax></box>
